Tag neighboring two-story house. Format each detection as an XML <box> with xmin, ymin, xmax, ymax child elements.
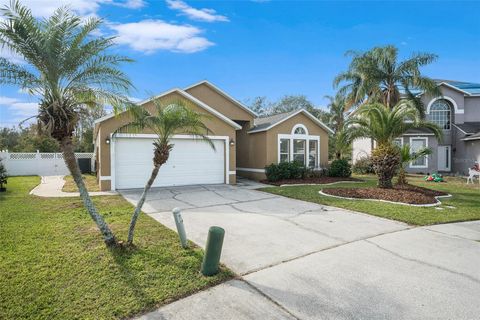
<box><xmin>352</xmin><ymin>80</ymin><xmax>480</xmax><ymax>175</ymax></box>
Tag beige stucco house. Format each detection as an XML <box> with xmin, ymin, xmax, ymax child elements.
<box><xmin>94</xmin><ymin>81</ymin><xmax>332</xmax><ymax>191</ymax></box>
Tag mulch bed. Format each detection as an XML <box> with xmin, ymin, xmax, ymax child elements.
<box><xmin>261</xmin><ymin>176</ymin><xmax>362</xmax><ymax>186</ymax></box>
<box><xmin>322</xmin><ymin>184</ymin><xmax>449</xmax><ymax>205</ymax></box>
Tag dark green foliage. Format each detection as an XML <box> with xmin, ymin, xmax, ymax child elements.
<box><xmin>0</xmin><ymin>158</ymin><xmax>7</xmax><ymax>190</ymax></box>
<box><xmin>352</xmin><ymin>157</ymin><xmax>375</xmax><ymax>174</ymax></box>
<box><xmin>265</xmin><ymin>161</ymin><xmax>308</xmax><ymax>182</ymax></box>
<box><xmin>328</xmin><ymin>159</ymin><xmax>352</xmax><ymax>177</ymax></box>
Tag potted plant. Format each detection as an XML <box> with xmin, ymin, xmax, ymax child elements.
<box><xmin>0</xmin><ymin>158</ymin><xmax>7</xmax><ymax>192</ymax></box>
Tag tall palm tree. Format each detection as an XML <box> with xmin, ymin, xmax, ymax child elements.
<box><xmin>397</xmin><ymin>144</ymin><xmax>432</xmax><ymax>185</ymax></box>
<box><xmin>118</xmin><ymin>99</ymin><xmax>214</xmax><ymax>245</ymax></box>
<box><xmin>348</xmin><ymin>102</ymin><xmax>441</xmax><ymax>188</ymax></box>
<box><xmin>334</xmin><ymin>45</ymin><xmax>440</xmax><ymax>115</ymax></box>
<box><xmin>0</xmin><ymin>1</ymin><xmax>133</xmax><ymax>245</ymax></box>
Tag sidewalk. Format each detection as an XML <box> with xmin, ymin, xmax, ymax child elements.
<box><xmin>30</xmin><ymin>175</ymin><xmax>117</xmax><ymax>197</ymax></box>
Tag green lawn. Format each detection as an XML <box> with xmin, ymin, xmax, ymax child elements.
<box><xmin>261</xmin><ymin>175</ymin><xmax>480</xmax><ymax>225</ymax></box>
<box><xmin>0</xmin><ymin>177</ymin><xmax>232</xmax><ymax>320</ymax></box>
<box><xmin>62</xmin><ymin>174</ymin><xmax>100</xmax><ymax>192</ymax></box>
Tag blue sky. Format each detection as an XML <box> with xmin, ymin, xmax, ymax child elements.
<box><xmin>1</xmin><ymin>0</ymin><xmax>479</xmax><ymax>127</ymax></box>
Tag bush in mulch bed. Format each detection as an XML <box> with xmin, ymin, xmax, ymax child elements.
<box><xmin>261</xmin><ymin>176</ymin><xmax>362</xmax><ymax>186</ymax></box>
<box><xmin>321</xmin><ymin>184</ymin><xmax>448</xmax><ymax>205</ymax></box>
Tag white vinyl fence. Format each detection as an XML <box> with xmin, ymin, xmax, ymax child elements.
<box><xmin>0</xmin><ymin>150</ymin><xmax>94</xmax><ymax>176</ymax></box>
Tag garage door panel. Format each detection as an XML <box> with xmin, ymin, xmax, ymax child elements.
<box><xmin>115</xmin><ymin>137</ymin><xmax>225</xmax><ymax>189</ymax></box>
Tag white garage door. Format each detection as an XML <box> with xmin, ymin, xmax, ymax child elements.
<box><xmin>114</xmin><ymin>137</ymin><xmax>225</xmax><ymax>189</ymax></box>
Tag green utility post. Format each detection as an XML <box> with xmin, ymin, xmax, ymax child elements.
<box><xmin>201</xmin><ymin>226</ymin><xmax>225</xmax><ymax>276</ymax></box>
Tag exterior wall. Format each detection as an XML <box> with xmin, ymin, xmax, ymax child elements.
<box><xmin>236</xmin><ymin>131</ymin><xmax>267</xmax><ymax>179</ymax></box>
<box><xmin>464</xmin><ymin>97</ymin><xmax>480</xmax><ymax>122</ymax></box>
<box><xmin>237</xmin><ymin>112</ymin><xmax>330</xmax><ymax>181</ymax></box>
<box><xmin>352</xmin><ymin>138</ymin><xmax>373</xmax><ymax>163</ymax></box>
<box><xmin>265</xmin><ymin>113</ymin><xmax>329</xmax><ymax>167</ymax></box>
<box><xmin>185</xmin><ymin>83</ymin><xmax>254</xmax><ymax>122</ymax></box>
<box><xmin>402</xmin><ymin>135</ymin><xmax>438</xmax><ymax>174</ymax></box>
<box><xmin>96</xmin><ymin>92</ymin><xmax>237</xmax><ymax>191</ymax></box>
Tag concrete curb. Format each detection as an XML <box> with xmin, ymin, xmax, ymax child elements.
<box><xmin>318</xmin><ymin>190</ymin><xmax>452</xmax><ymax>207</ymax></box>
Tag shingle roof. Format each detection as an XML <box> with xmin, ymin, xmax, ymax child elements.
<box><xmin>404</xmin><ymin>127</ymin><xmax>436</xmax><ymax>135</ymax></box>
<box><xmin>249</xmin><ymin>110</ymin><xmax>299</xmax><ymax>132</ymax></box>
<box><xmin>453</xmin><ymin>122</ymin><xmax>480</xmax><ymax>134</ymax></box>
<box><xmin>463</xmin><ymin>132</ymin><xmax>480</xmax><ymax>141</ymax></box>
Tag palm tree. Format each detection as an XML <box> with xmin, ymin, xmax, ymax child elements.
<box><xmin>325</xmin><ymin>93</ymin><xmax>351</xmax><ymax>159</ymax></box>
<box><xmin>334</xmin><ymin>45</ymin><xmax>440</xmax><ymax>115</ymax></box>
<box><xmin>118</xmin><ymin>99</ymin><xmax>214</xmax><ymax>245</ymax></box>
<box><xmin>397</xmin><ymin>144</ymin><xmax>432</xmax><ymax>185</ymax></box>
<box><xmin>325</xmin><ymin>93</ymin><xmax>346</xmax><ymax>132</ymax></box>
<box><xmin>0</xmin><ymin>1</ymin><xmax>133</xmax><ymax>245</ymax></box>
<box><xmin>348</xmin><ymin>102</ymin><xmax>441</xmax><ymax>188</ymax></box>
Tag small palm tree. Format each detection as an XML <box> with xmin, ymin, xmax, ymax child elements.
<box><xmin>0</xmin><ymin>1</ymin><xmax>133</xmax><ymax>245</ymax></box>
<box><xmin>119</xmin><ymin>99</ymin><xmax>214</xmax><ymax>245</ymax></box>
<box><xmin>348</xmin><ymin>102</ymin><xmax>441</xmax><ymax>188</ymax></box>
<box><xmin>397</xmin><ymin>145</ymin><xmax>432</xmax><ymax>185</ymax></box>
<box><xmin>334</xmin><ymin>45</ymin><xmax>440</xmax><ymax>114</ymax></box>
<box><xmin>331</xmin><ymin>128</ymin><xmax>352</xmax><ymax>160</ymax></box>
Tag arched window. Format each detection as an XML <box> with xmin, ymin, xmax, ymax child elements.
<box><xmin>429</xmin><ymin>100</ymin><xmax>451</xmax><ymax>130</ymax></box>
<box><xmin>294</xmin><ymin>127</ymin><xmax>306</xmax><ymax>134</ymax></box>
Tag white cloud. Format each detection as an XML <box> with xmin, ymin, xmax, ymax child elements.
<box><xmin>110</xmin><ymin>20</ymin><xmax>214</xmax><ymax>53</ymax></box>
<box><xmin>0</xmin><ymin>0</ymin><xmax>145</xmax><ymax>18</ymax></box>
<box><xmin>112</xmin><ymin>0</ymin><xmax>146</xmax><ymax>9</ymax></box>
<box><xmin>166</xmin><ymin>0</ymin><xmax>229</xmax><ymax>22</ymax></box>
<box><xmin>0</xmin><ymin>96</ymin><xmax>39</xmax><ymax>125</ymax></box>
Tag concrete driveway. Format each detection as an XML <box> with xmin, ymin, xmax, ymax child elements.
<box><xmin>121</xmin><ymin>181</ymin><xmax>480</xmax><ymax>320</ymax></box>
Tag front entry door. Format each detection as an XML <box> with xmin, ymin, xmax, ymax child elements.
<box><xmin>437</xmin><ymin>145</ymin><xmax>451</xmax><ymax>172</ymax></box>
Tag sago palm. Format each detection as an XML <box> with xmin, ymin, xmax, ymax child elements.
<box><xmin>334</xmin><ymin>45</ymin><xmax>440</xmax><ymax>115</ymax></box>
<box><xmin>397</xmin><ymin>144</ymin><xmax>432</xmax><ymax>185</ymax></box>
<box><xmin>0</xmin><ymin>1</ymin><xmax>133</xmax><ymax>245</ymax></box>
<box><xmin>118</xmin><ymin>99</ymin><xmax>214</xmax><ymax>245</ymax></box>
<box><xmin>348</xmin><ymin>102</ymin><xmax>441</xmax><ymax>188</ymax></box>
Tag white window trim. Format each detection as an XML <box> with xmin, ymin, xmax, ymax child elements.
<box><xmin>426</xmin><ymin>96</ymin><xmax>461</xmax><ymax>114</ymax></box>
<box><xmin>277</xmin><ymin>133</ymin><xmax>320</xmax><ymax>168</ymax></box>
<box><xmin>279</xmin><ymin>138</ymin><xmax>290</xmax><ymax>163</ymax></box>
<box><xmin>409</xmin><ymin>137</ymin><xmax>429</xmax><ymax>169</ymax></box>
<box><xmin>394</xmin><ymin>137</ymin><xmax>403</xmax><ymax>146</ymax></box>
<box><xmin>110</xmin><ymin>133</ymin><xmax>230</xmax><ymax>191</ymax></box>
<box><xmin>291</xmin><ymin>123</ymin><xmax>309</xmax><ymax>135</ymax></box>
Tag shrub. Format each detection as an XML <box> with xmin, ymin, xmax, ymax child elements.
<box><xmin>328</xmin><ymin>159</ymin><xmax>352</xmax><ymax>177</ymax></box>
<box><xmin>265</xmin><ymin>161</ymin><xmax>308</xmax><ymax>182</ymax></box>
<box><xmin>352</xmin><ymin>156</ymin><xmax>375</xmax><ymax>174</ymax></box>
<box><xmin>0</xmin><ymin>158</ymin><xmax>7</xmax><ymax>191</ymax></box>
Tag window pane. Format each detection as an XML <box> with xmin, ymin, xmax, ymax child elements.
<box><xmin>280</xmin><ymin>153</ymin><xmax>289</xmax><ymax>163</ymax></box>
<box><xmin>411</xmin><ymin>139</ymin><xmax>427</xmax><ymax>166</ymax></box>
<box><xmin>394</xmin><ymin>138</ymin><xmax>402</xmax><ymax>147</ymax></box>
<box><xmin>294</xmin><ymin>127</ymin><xmax>306</xmax><ymax>134</ymax></box>
<box><xmin>309</xmin><ymin>140</ymin><xmax>317</xmax><ymax>168</ymax></box>
<box><xmin>293</xmin><ymin>139</ymin><xmax>306</xmax><ymax>165</ymax></box>
<box><xmin>280</xmin><ymin>139</ymin><xmax>289</xmax><ymax>153</ymax></box>
<box><xmin>428</xmin><ymin>100</ymin><xmax>451</xmax><ymax>130</ymax></box>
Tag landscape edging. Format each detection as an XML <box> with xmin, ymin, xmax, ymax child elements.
<box><xmin>318</xmin><ymin>190</ymin><xmax>452</xmax><ymax>207</ymax></box>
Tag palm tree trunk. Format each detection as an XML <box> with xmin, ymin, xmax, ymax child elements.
<box><xmin>397</xmin><ymin>167</ymin><xmax>407</xmax><ymax>185</ymax></box>
<box><xmin>60</xmin><ymin>136</ymin><xmax>116</xmax><ymax>246</ymax></box>
<box><xmin>127</xmin><ymin>164</ymin><xmax>161</xmax><ymax>245</ymax></box>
